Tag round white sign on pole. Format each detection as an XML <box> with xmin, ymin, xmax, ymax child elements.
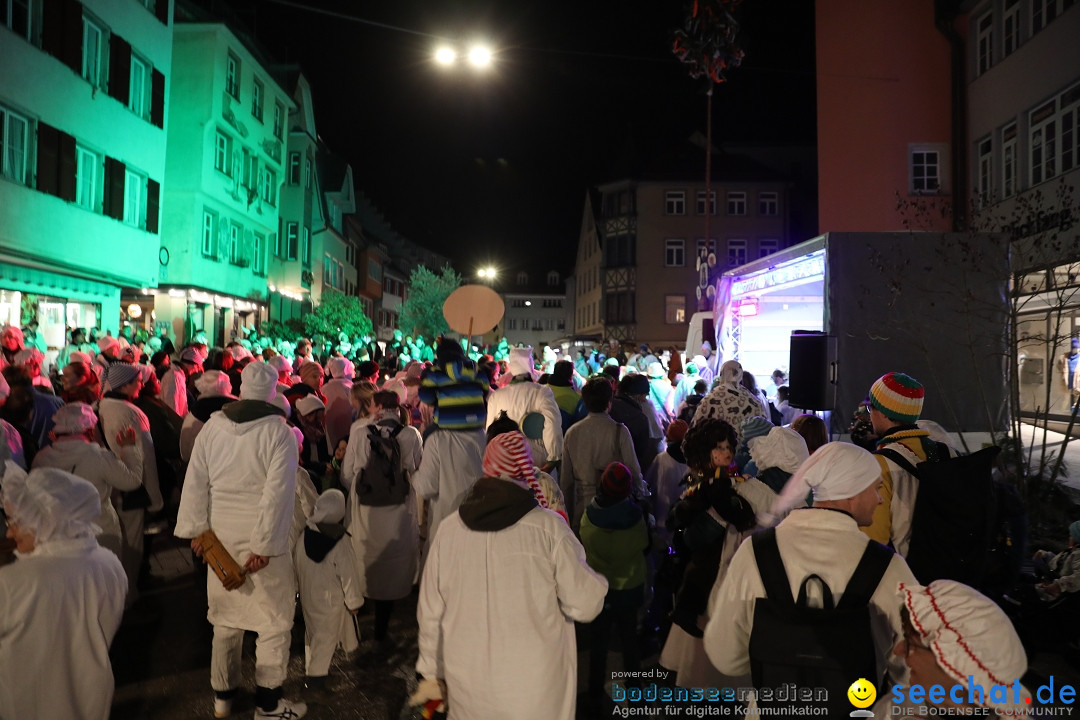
<box><xmin>443</xmin><ymin>284</ymin><xmax>505</xmax><ymax>337</ymax></box>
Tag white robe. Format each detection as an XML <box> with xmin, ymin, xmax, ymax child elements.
<box><xmin>341</xmin><ymin>413</ymin><xmax>423</xmax><ymax>600</ymax></box>
<box><xmin>703</xmin><ymin>508</ymin><xmax>916</xmax><ymax>687</ymax></box>
<box><xmin>97</xmin><ymin>397</ymin><xmax>163</xmax><ymax>513</ymax></box>
<box><xmin>412</xmin><ymin>428</ymin><xmax>486</xmax><ymax>551</ymax></box>
<box><xmin>0</xmin><ymin>537</ymin><xmax>126</xmax><ymax>720</ymax></box>
<box><xmin>417</xmin><ymin>507</ymin><xmax>608</xmax><ymax>720</ymax></box>
<box><xmin>294</xmin><ymin>527</ymin><xmax>366</xmax><ymax>677</ymax></box>
<box><xmin>485</xmin><ymin>381</ymin><xmax>564</xmax><ymax>464</ymax></box>
<box><xmin>175</xmin><ymin>409</ymin><xmax>299</xmax><ymax>633</ymax></box>
<box><xmin>32</xmin><ymin>437</ymin><xmax>143</xmax><ymax>557</ymax></box>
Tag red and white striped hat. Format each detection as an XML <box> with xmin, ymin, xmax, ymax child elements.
<box><xmin>898</xmin><ymin>580</ymin><xmax>1031</xmax><ymax>709</ymax></box>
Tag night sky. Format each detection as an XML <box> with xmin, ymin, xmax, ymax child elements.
<box><xmin>217</xmin><ymin>0</ymin><xmax>816</xmax><ymax>275</ymax></box>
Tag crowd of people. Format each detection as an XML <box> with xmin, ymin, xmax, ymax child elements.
<box><xmin>0</xmin><ymin>322</ymin><xmax>1073</xmax><ymax>719</ymax></box>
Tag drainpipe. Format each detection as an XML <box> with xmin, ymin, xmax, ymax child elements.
<box><xmin>936</xmin><ymin>0</ymin><xmax>966</xmax><ymax>231</ymax></box>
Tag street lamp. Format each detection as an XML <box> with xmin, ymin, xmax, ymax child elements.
<box><xmin>434</xmin><ymin>47</ymin><xmax>457</xmax><ymax>65</ymax></box>
<box><xmin>434</xmin><ymin>43</ymin><xmax>495</xmax><ymax>70</ymax></box>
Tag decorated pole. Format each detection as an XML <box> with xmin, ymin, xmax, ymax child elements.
<box><xmin>672</xmin><ymin>0</ymin><xmax>745</xmax><ymax>312</ymax></box>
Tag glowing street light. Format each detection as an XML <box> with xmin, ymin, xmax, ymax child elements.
<box><xmin>434</xmin><ymin>43</ymin><xmax>494</xmax><ymax>70</ymax></box>
<box><xmin>477</xmin><ymin>267</ymin><xmax>497</xmax><ymax>280</ymax></box>
<box><xmin>434</xmin><ymin>46</ymin><xmax>457</xmax><ymax>65</ymax></box>
<box><xmin>468</xmin><ymin>45</ymin><xmax>492</xmax><ymax>68</ymax></box>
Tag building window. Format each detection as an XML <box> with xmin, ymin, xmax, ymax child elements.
<box><xmin>251</xmin><ymin>78</ymin><xmax>264</xmax><ymax>121</ymax></box>
<box><xmin>696</xmin><ymin>238</ymin><xmax>717</xmax><ymax>260</ymax></box>
<box><xmin>1029</xmin><ymin>84</ymin><xmax>1080</xmax><ymax>185</ymax></box>
<box><xmin>665</xmin><ymin>295</ymin><xmax>686</xmax><ymax>324</ymax></box>
<box><xmin>228</xmin><ymin>223</ymin><xmax>241</xmax><ymax>264</ymax></box>
<box><xmin>516</xmin><ymin>271</ymin><xmax>528</xmax><ymax>286</ymax></box>
<box><xmin>225</xmin><ymin>52</ymin><xmax>240</xmax><ymax>99</ymax></box>
<box><xmin>305</xmin><ymin>155</ymin><xmax>312</xmax><ymax>188</ymax></box>
<box><xmin>302</xmin><ymin>227</ymin><xmax>310</xmax><ymax>264</ymax></box>
<box><xmin>726</xmin><ymin>191</ymin><xmax>747</xmax><ymax>215</ymax></box>
<box><xmin>214</xmin><ymin>131</ymin><xmax>230</xmax><ymax>175</ymax></box>
<box><xmin>260</xmin><ymin>168</ymin><xmax>276</xmax><ymax>206</ymax></box>
<box><xmin>665</xmin><ymin>238</ymin><xmax>685</xmax><ymax>267</ymax></box>
<box><xmin>273</xmin><ymin>101</ymin><xmax>285</xmax><ymax>140</ymax></box>
<box><xmin>127</xmin><ymin>53</ymin><xmax>152</xmax><ymax>120</ymax></box>
<box><xmin>695</xmin><ymin>191</ymin><xmax>716</xmax><ymax>215</ymax></box>
<box><xmin>288</xmin><ymin>152</ymin><xmax>300</xmax><ymax>185</ymax></box>
<box><xmin>369</xmin><ymin>260</ymin><xmax>382</xmax><ymax>281</ymax></box>
<box><xmin>604</xmin><ymin>235</ymin><xmax>635</xmax><ymax>267</ymax></box>
<box><xmin>758</xmin><ymin>191</ymin><xmax>779</xmax><ymax>216</ymax></box>
<box><xmin>2</xmin><ymin>0</ymin><xmax>32</xmax><ymax>41</ymax></box>
<box><xmin>977</xmin><ymin>137</ymin><xmax>993</xmax><ymax>203</ymax></box>
<box><xmin>727</xmin><ymin>239</ymin><xmax>747</xmax><ymax>267</ymax></box>
<box><xmin>547</xmin><ymin>270</ymin><xmax>559</xmax><ymax>286</ymax></box>
<box><xmin>82</xmin><ymin>16</ymin><xmax>105</xmax><ymax>88</ymax></box>
<box><xmin>605</xmin><ymin>291</ymin><xmax>635</xmax><ymax>323</ymax></box>
<box><xmin>1003</xmin><ymin>0</ymin><xmax>1020</xmax><ymax>56</ymax></box>
<box><xmin>123</xmin><ymin>168</ymin><xmax>145</xmax><ymax>227</ymax></box>
<box><xmin>665</xmin><ymin>190</ymin><xmax>686</xmax><ymax>215</ymax></box>
<box><xmin>1002</xmin><ymin>123</ymin><xmax>1017</xmax><ymax>197</ymax></box>
<box><xmin>976</xmin><ymin>10</ymin><xmax>993</xmax><ymax>76</ymax></box>
<box><xmin>286</xmin><ymin>222</ymin><xmax>298</xmax><ymax>260</ymax></box>
<box><xmin>1031</xmin><ymin>0</ymin><xmax>1069</xmax><ymax>34</ymax></box>
<box><xmin>253</xmin><ymin>232</ymin><xmax>265</xmax><ymax>274</ymax></box>
<box><xmin>909</xmin><ymin>144</ymin><xmax>949</xmax><ymax>194</ymax></box>
<box><xmin>323</xmin><ymin>255</ymin><xmax>333</xmax><ymax>284</ymax></box>
<box><xmin>75</xmin><ymin>145</ymin><xmax>101</xmax><ymax>211</ymax></box>
<box><xmin>759</xmin><ymin>239</ymin><xmax>779</xmax><ymax>258</ymax></box>
<box><xmin>202</xmin><ymin>210</ymin><xmax>216</xmax><ymax>257</ymax></box>
<box><xmin>0</xmin><ymin>104</ymin><xmax>29</xmax><ymax>185</ymax></box>
<box><xmin>241</xmin><ymin>149</ymin><xmax>257</xmax><ymax>190</ymax></box>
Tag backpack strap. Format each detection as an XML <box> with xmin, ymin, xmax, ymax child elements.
<box><xmin>876</xmin><ymin>446</ymin><xmax>920</xmax><ymax>479</ymax></box>
<box><xmin>836</xmin><ymin>540</ymin><xmax>894</xmax><ymax>610</ymax></box>
<box><xmin>752</xmin><ymin>529</ymin><xmax>795</xmax><ymax>609</ymax></box>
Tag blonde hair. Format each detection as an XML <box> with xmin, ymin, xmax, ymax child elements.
<box><xmin>350</xmin><ymin>380</ymin><xmax>377</xmax><ymax>416</ymax></box>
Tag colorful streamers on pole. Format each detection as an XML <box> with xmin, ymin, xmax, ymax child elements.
<box><xmin>672</xmin><ymin>0</ymin><xmax>745</xmax><ymax>85</ymax></box>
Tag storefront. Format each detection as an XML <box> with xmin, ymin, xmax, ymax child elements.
<box><xmin>0</xmin><ymin>261</ymin><xmax>117</xmax><ymax>371</ymax></box>
<box><xmin>152</xmin><ymin>286</ymin><xmax>267</xmax><ymax>349</ymax></box>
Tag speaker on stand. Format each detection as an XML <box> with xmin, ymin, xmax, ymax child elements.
<box><xmin>788</xmin><ymin>331</ymin><xmax>836</xmax><ymax>411</ymax></box>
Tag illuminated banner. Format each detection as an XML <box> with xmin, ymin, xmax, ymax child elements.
<box><xmin>731</xmin><ymin>252</ymin><xmax>825</xmax><ymax>297</ymax></box>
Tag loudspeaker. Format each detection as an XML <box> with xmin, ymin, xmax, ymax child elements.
<box><xmin>789</xmin><ymin>331</ymin><xmax>835</xmax><ymax>410</ymax></box>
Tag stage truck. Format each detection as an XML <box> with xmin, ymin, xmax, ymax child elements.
<box><xmin>688</xmin><ymin>232</ymin><xmax>1010</xmax><ymax>438</ymax></box>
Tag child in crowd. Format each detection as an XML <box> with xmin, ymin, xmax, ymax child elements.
<box><xmin>293</xmin><ymin>489</ymin><xmax>365</xmax><ymax>691</ymax></box>
<box><xmin>579</xmin><ymin>462</ymin><xmax>650</xmax><ymax>710</ymax></box>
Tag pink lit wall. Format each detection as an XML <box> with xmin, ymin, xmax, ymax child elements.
<box><xmin>816</xmin><ymin>0</ymin><xmax>954</xmax><ymax>233</ymax></box>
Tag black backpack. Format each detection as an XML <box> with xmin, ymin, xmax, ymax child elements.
<box><xmin>355</xmin><ymin>418</ymin><xmax>408</xmax><ymax>507</ymax></box>
<box><xmin>748</xmin><ymin>529</ymin><xmax>893</xmax><ymax>717</ymax></box>
<box><xmin>876</xmin><ymin>440</ymin><xmax>1004</xmax><ymax>588</ymax></box>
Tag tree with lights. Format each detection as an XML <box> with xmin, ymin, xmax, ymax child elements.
<box><xmin>304</xmin><ymin>288</ymin><xmax>373</xmax><ymax>341</ymax></box>
<box><xmin>399</xmin><ymin>265</ymin><xmax>463</xmax><ymax>339</ymax></box>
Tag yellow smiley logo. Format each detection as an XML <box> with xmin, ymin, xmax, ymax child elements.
<box><xmin>847</xmin><ymin>678</ymin><xmax>877</xmax><ymax>709</ymax></box>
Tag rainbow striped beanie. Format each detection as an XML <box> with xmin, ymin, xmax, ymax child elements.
<box><xmin>869</xmin><ymin>372</ymin><xmax>924</xmax><ymax>423</ymax></box>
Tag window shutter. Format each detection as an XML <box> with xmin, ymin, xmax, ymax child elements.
<box><xmin>36</xmin><ymin>122</ymin><xmax>60</xmax><ymax>196</ymax></box>
<box><xmin>150</xmin><ymin>69</ymin><xmax>165</xmax><ymax>128</ymax></box>
<box><xmin>154</xmin><ymin>0</ymin><xmax>170</xmax><ymax>24</ymax></box>
<box><xmin>41</xmin><ymin>0</ymin><xmax>65</xmax><ymax>59</ymax></box>
<box><xmin>60</xmin><ymin>0</ymin><xmax>83</xmax><ymax>74</ymax></box>
<box><xmin>108</xmin><ymin>35</ymin><xmax>131</xmax><ymax>103</ymax></box>
<box><xmin>103</xmin><ymin>156</ymin><xmax>125</xmax><ymax>220</ymax></box>
<box><xmin>146</xmin><ymin>178</ymin><xmax>160</xmax><ymax>233</ymax></box>
<box><xmin>58</xmin><ymin>130</ymin><xmax>77</xmax><ymax>202</ymax></box>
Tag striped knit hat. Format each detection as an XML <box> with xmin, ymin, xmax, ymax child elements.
<box><xmin>600</xmin><ymin>462</ymin><xmax>632</xmax><ymax>501</ymax></box>
<box><xmin>483</xmin><ymin>431</ymin><xmax>550</xmax><ymax>510</ymax></box>
<box><xmin>869</xmin><ymin>372</ymin><xmax>924</xmax><ymax>423</ymax></box>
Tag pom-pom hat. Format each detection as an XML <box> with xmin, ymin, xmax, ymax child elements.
<box><xmin>869</xmin><ymin>372</ymin><xmax>924</xmax><ymax>423</ymax></box>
